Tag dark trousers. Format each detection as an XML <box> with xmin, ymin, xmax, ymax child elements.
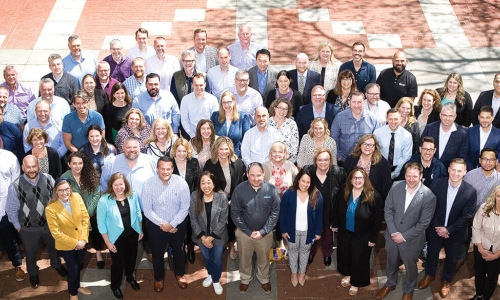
<box><xmin>110</xmin><ymin>231</ymin><xmax>139</xmax><ymax>289</ymax></box>
<box><xmin>19</xmin><ymin>227</ymin><xmax>61</xmax><ymax>275</ymax></box>
<box><xmin>473</xmin><ymin>245</ymin><xmax>500</xmax><ymax>300</ymax></box>
<box><xmin>89</xmin><ymin>216</ymin><xmax>103</xmax><ymax>251</ymax></box>
<box><xmin>337</xmin><ymin>230</ymin><xmax>372</xmax><ymax>287</ymax></box>
<box><xmin>185</xmin><ymin>217</ymin><xmax>195</xmax><ymax>252</ymax></box>
<box><xmin>146</xmin><ymin>218</ymin><xmax>186</xmax><ymax>281</ymax></box>
<box><xmin>59</xmin><ymin>248</ymin><xmax>86</xmax><ymax>296</ymax></box>
<box><xmin>425</xmin><ymin>229</ymin><xmax>459</xmax><ymax>282</ymax></box>
<box><xmin>309</xmin><ymin>226</ymin><xmax>334</xmax><ymax>257</ymax></box>
<box><xmin>0</xmin><ymin>215</ymin><xmax>22</xmax><ymax>267</ymax></box>
<box><xmin>141</xmin><ymin>212</ymin><xmax>151</xmax><ymax>254</ymax></box>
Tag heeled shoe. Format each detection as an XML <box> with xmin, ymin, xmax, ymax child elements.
<box><xmin>349</xmin><ymin>286</ymin><xmax>358</xmax><ymax>296</ymax></box>
<box><xmin>298</xmin><ymin>274</ymin><xmax>306</xmax><ymax>286</ymax></box>
<box><xmin>341</xmin><ymin>276</ymin><xmax>351</xmax><ymax>288</ymax></box>
<box><xmin>307</xmin><ymin>254</ymin><xmax>314</xmax><ymax>264</ymax></box>
<box><xmin>291</xmin><ymin>273</ymin><xmax>298</xmax><ymax>287</ymax></box>
<box><xmin>187</xmin><ymin>249</ymin><xmax>195</xmax><ymax>264</ymax></box>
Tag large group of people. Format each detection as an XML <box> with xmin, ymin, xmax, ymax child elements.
<box><xmin>1</xmin><ymin>23</ymin><xmax>500</xmax><ymax>300</ymax></box>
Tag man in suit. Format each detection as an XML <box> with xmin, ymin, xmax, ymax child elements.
<box><xmin>420</xmin><ymin>103</ymin><xmax>468</xmax><ymax>168</ymax></box>
<box><xmin>248</xmin><ymin>49</ymin><xmax>278</xmax><ymax>99</ymax></box>
<box><xmin>467</xmin><ymin>106</ymin><xmax>500</xmax><ymax>170</ymax></box>
<box><xmin>188</xmin><ymin>29</ymin><xmax>218</xmax><ymax>73</ymax></box>
<box><xmin>471</xmin><ymin>73</ymin><xmax>500</xmax><ymax>128</ymax></box>
<box><xmin>289</xmin><ymin>53</ymin><xmax>321</xmax><ymax>106</ymax></box>
<box><xmin>376</xmin><ymin>162</ymin><xmax>436</xmax><ymax>300</ymax></box>
<box><xmin>296</xmin><ymin>85</ymin><xmax>339</xmax><ymax>138</ymax></box>
<box><xmin>418</xmin><ymin>158</ymin><xmax>476</xmax><ymax>298</ymax></box>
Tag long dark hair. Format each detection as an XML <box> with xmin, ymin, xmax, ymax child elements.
<box><xmin>343</xmin><ymin>167</ymin><xmax>374</xmax><ymax>203</ymax></box>
<box><xmin>195</xmin><ymin>171</ymin><xmax>221</xmax><ymax>215</ymax></box>
<box><xmin>86</xmin><ymin>124</ymin><xmax>109</xmax><ymax>156</ymax></box>
<box><xmin>291</xmin><ymin>168</ymin><xmax>319</xmax><ymax>209</ymax></box>
<box><xmin>67</xmin><ymin>152</ymin><xmax>99</xmax><ymax>194</ymax></box>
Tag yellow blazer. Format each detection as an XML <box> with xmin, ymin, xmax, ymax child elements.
<box><xmin>46</xmin><ymin>193</ymin><xmax>90</xmax><ymax>251</ymax></box>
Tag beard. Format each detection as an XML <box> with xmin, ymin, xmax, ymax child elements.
<box><xmin>393</xmin><ymin>64</ymin><xmax>406</xmax><ymax>73</ymax></box>
<box><xmin>148</xmin><ymin>88</ymin><xmax>159</xmax><ymax>97</ymax></box>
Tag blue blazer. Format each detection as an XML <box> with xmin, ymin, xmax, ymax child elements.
<box><xmin>466</xmin><ymin>125</ymin><xmax>500</xmax><ymax>170</ymax></box>
<box><xmin>289</xmin><ymin>69</ymin><xmax>322</xmax><ymax>106</ymax></box>
<box><xmin>420</xmin><ymin>121</ymin><xmax>468</xmax><ymax>168</ymax></box>
<box><xmin>279</xmin><ymin>189</ymin><xmax>323</xmax><ymax>244</ymax></box>
<box><xmin>97</xmin><ymin>191</ymin><xmax>142</xmax><ymax>244</ymax></box>
<box><xmin>428</xmin><ymin>178</ymin><xmax>476</xmax><ymax>243</ymax></box>
<box><xmin>296</xmin><ymin>103</ymin><xmax>339</xmax><ymax>138</ymax></box>
<box><xmin>210</xmin><ymin>111</ymin><xmax>251</xmax><ymax>157</ymax></box>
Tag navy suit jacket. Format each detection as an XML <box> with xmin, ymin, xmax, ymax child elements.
<box><xmin>289</xmin><ymin>69</ymin><xmax>321</xmax><ymax>105</ymax></box>
<box><xmin>471</xmin><ymin>90</ymin><xmax>500</xmax><ymax>128</ymax></box>
<box><xmin>295</xmin><ymin>103</ymin><xmax>339</xmax><ymax>138</ymax></box>
<box><xmin>466</xmin><ymin>125</ymin><xmax>500</xmax><ymax>170</ymax></box>
<box><xmin>428</xmin><ymin>178</ymin><xmax>476</xmax><ymax>243</ymax></box>
<box><xmin>420</xmin><ymin>121</ymin><xmax>468</xmax><ymax>168</ymax></box>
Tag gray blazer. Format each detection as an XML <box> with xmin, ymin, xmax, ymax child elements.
<box><xmin>189</xmin><ymin>191</ymin><xmax>229</xmax><ymax>246</ymax></box>
<box><xmin>188</xmin><ymin>46</ymin><xmax>219</xmax><ymax>71</ymax></box>
<box><xmin>248</xmin><ymin>66</ymin><xmax>279</xmax><ymax>98</ymax></box>
<box><xmin>384</xmin><ymin>181</ymin><xmax>436</xmax><ymax>250</ymax></box>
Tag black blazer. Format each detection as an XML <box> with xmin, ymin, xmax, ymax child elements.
<box><xmin>94</xmin><ymin>89</ymin><xmax>108</xmax><ymax>115</ymax></box>
<box><xmin>173</xmin><ymin>158</ymin><xmax>201</xmax><ymax>193</ymax></box>
<box><xmin>203</xmin><ymin>158</ymin><xmax>246</xmax><ymax>200</ymax></box>
<box><xmin>436</xmin><ymin>87</ymin><xmax>473</xmax><ymax>127</ymax></box>
<box><xmin>414</xmin><ymin>106</ymin><xmax>440</xmax><ymax>124</ymax></box>
<box><xmin>343</xmin><ymin>154</ymin><xmax>393</xmax><ymax>200</ymax></box>
<box><xmin>428</xmin><ymin>177</ymin><xmax>476</xmax><ymax>243</ymax></box>
<box><xmin>472</xmin><ymin>90</ymin><xmax>500</xmax><ymax>128</ymax></box>
<box><xmin>25</xmin><ymin>146</ymin><xmax>62</xmax><ymax>180</ymax></box>
<box><xmin>296</xmin><ymin>103</ymin><xmax>339</xmax><ymax>138</ymax></box>
<box><xmin>332</xmin><ymin>185</ymin><xmax>384</xmax><ymax>243</ymax></box>
<box><xmin>265</xmin><ymin>88</ymin><xmax>304</xmax><ymax>119</ymax></box>
<box><xmin>289</xmin><ymin>69</ymin><xmax>322</xmax><ymax>105</ymax></box>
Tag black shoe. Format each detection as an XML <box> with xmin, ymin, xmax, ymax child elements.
<box><xmin>128</xmin><ymin>279</ymin><xmax>140</xmax><ymax>291</ymax></box>
<box><xmin>54</xmin><ymin>265</ymin><xmax>67</xmax><ymax>277</ymax></box>
<box><xmin>324</xmin><ymin>256</ymin><xmax>332</xmax><ymax>266</ymax></box>
<box><xmin>469</xmin><ymin>296</ymin><xmax>482</xmax><ymax>300</ymax></box>
<box><xmin>30</xmin><ymin>275</ymin><xmax>39</xmax><ymax>289</ymax></box>
<box><xmin>97</xmin><ymin>260</ymin><xmax>105</xmax><ymax>269</ymax></box>
<box><xmin>112</xmin><ymin>288</ymin><xmax>123</xmax><ymax>299</ymax></box>
<box><xmin>187</xmin><ymin>249</ymin><xmax>195</xmax><ymax>264</ymax></box>
<box><xmin>308</xmin><ymin>254</ymin><xmax>314</xmax><ymax>264</ymax></box>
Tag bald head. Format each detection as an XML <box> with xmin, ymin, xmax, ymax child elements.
<box><xmin>22</xmin><ymin>155</ymin><xmax>40</xmax><ymax>180</ymax></box>
<box><xmin>254</xmin><ymin>106</ymin><xmax>269</xmax><ymax>130</ymax></box>
<box><xmin>392</xmin><ymin>51</ymin><xmax>408</xmax><ymax>74</ymax></box>
<box><xmin>296</xmin><ymin>53</ymin><xmax>309</xmax><ymax>73</ymax></box>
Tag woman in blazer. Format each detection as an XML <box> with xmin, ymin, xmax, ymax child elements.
<box><xmin>332</xmin><ymin>167</ymin><xmax>383</xmax><ymax>296</ymax></box>
<box><xmin>97</xmin><ymin>173</ymin><xmax>143</xmax><ymax>299</ymax></box>
<box><xmin>203</xmin><ymin>136</ymin><xmax>246</xmax><ymax>259</ymax></box>
<box><xmin>171</xmin><ymin>137</ymin><xmax>201</xmax><ymax>264</ymax></box>
<box><xmin>45</xmin><ymin>178</ymin><xmax>91</xmax><ymax>300</ymax></box>
<box><xmin>189</xmin><ymin>171</ymin><xmax>228</xmax><ymax>295</ymax></box>
<box><xmin>280</xmin><ymin>168</ymin><xmax>323</xmax><ymax>287</ymax></box>
<box><xmin>82</xmin><ymin>74</ymin><xmax>108</xmax><ymax>114</ymax></box>
<box><xmin>471</xmin><ymin>186</ymin><xmax>500</xmax><ymax>300</ymax></box>
<box><xmin>210</xmin><ymin>91</ymin><xmax>251</xmax><ymax>157</ymax></box>
<box><xmin>25</xmin><ymin>128</ymin><xmax>62</xmax><ymax>180</ymax></box>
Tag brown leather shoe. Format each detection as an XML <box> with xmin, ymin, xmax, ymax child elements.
<box><xmin>154</xmin><ymin>280</ymin><xmax>164</xmax><ymax>292</ymax></box>
<box><xmin>176</xmin><ymin>275</ymin><xmax>188</xmax><ymax>289</ymax></box>
<box><xmin>439</xmin><ymin>281</ymin><xmax>451</xmax><ymax>298</ymax></box>
<box><xmin>14</xmin><ymin>266</ymin><xmax>25</xmax><ymax>282</ymax></box>
<box><xmin>261</xmin><ymin>282</ymin><xmax>271</xmax><ymax>294</ymax></box>
<box><xmin>375</xmin><ymin>286</ymin><xmax>396</xmax><ymax>299</ymax></box>
<box><xmin>147</xmin><ymin>254</ymin><xmax>153</xmax><ymax>263</ymax></box>
<box><xmin>239</xmin><ymin>283</ymin><xmax>249</xmax><ymax>294</ymax></box>
<box><xmin>402</xmin><ymin>293</ymin><xmax>413</xmax><ymax>300</ymax></box>
<box><xmin>418</xmin><ymin>275</ymin><xmax>435</xmax><ymax>289</ymax></box>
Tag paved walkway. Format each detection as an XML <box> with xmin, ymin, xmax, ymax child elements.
<box><xmin>0</xmin><ymin>0</ymin><xmax>499</xmax><ymax>299</ymax></box>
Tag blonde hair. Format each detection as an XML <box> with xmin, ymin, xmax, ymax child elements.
<box><xmin>170</xmin><ymin>137</ymin><xmax>193</xmax><ymax>159</ymax></box>
<box><xmin>145</xmin><ymin>118</ymin><xmax>174</xmax><ymax>145</ymax></box>
<box><xmin>482</xmin><ymin>185</ymin><xmax>500</xmax><ymax>217</ymax></box>
<box><xmin>268</xmin><ymin>141</ymin><xmax>289</xmax><ymax>161</ymax></box>
<box><xmin>217</xmin><ymin>91</ymin><xmax>240</xmax><ymax>123</ymax></box>
<box><xmin>123</xmin><ymin>108</ymin><xmax>147</xmax><ymax>130</ymax></box>
<box><xmin>312</xmin><ymin>41</ymin><xmax>338</xmax><ymax>64</ymax></box>
<box><xmin>307</xmin><ymin>118</ymin><xmax>330</xmax><ymax>138</ymax></box>
<box><xmin>396</xmin><ymin>97</ymin><xmax>417</xmax><ymax>126</ymax></box>
<box><xmin>210</xmin><ymin>136</ymin><xmax>237</xmax><ymax>163</ymax></box>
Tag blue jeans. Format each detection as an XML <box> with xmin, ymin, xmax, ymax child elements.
<box><xmin>198</xmin><ymin>243</ymin><xmax>224</xmax><ymax>283</ymax></box>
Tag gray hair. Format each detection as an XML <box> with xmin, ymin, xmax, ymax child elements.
<box><xmin>441</xmin><ymin>102</ymin><xmax>457</xmax><ymax>114</ymax></box>
<box><xmin>110</xmin><ymin>39</ymin><xmax>122</xmax><ymax>49</ymax></box>
<box><xmin>48</xmin><ymin>54</ymin><xmax>62</xmax><ymax>64</ymax></box>
<box><xmin>68</xmin><ymin>35</ymin><xmax>79</xmax><ymax>43</ymax></box>
<box><xmin>181</xmin><ymin>50</ymin><xmax>196</xmax><ymax>60</ymax></box>
<box><xmin>39</xmin><ymin>78</ymin><xmax>54</xmax><ymax>89</ymax></box>
<box><xmin>235</xmin><ymin>69</ymin><xmax>249</xmax><ymax>79</ymax></box>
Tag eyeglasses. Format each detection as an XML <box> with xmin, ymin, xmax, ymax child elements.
<box><xmin>352</xmin><ymin>176</ymin><xmax>364</xmax><ymax>181</ymax></box>
<box><xmin>57</xmin><ymin>188</ymin><xmax>71</xmax><ymax>193</ymax></box>
<box><xmin>221</xmin><ymin>101</ymin><xmax>233</xmax><ymax>105</ymax></box>
<box><xmin>361</xmin><ymin>143</ymin><xmax>375</xmax><ymax>148</ymax></box>
<box><xmin>275</xmin><ymin>106</ymin><xmax>288</xmax><ymax>111</ymax></box>
<box><xmin>481</xmin><ymin>157</ymin><xmax>497</xmax><ymax>163</ymax></box>
<box><xmin>236</xmin><ymin>78</ymin><xmax>249</xmax><ymax>83</ymax></box>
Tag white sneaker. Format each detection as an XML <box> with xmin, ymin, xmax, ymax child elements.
<box><xmin>234</xmin><ymin>242</ymin><xmax>238</xmax><ymax>252</ymax></box>
<box><xmin>202</xmin><ymin>275</ymin><xmax>213</xmax><ymax>287</ymax></box>
<box><xmin>213</xmin><ymin>282</ymin><xmax>223</xmax><ymax>295</ymax></box>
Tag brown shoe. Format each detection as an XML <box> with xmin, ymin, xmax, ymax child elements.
<box><xmin>239</xmin><ymin>283</ymin><xmax>249</xmax><ymax>294</ymax></box>
<box><xmin>14</xmin><ymin>266</ymin><xmax>25</xmax><ymax>282</ymax></box>
<box><xmin>455</xmin><ymin>260</ymin><xmax>465</xmax><ymax>273</ymax></box>
<box><xmin>77</xmin><ymin>287</ymin><xmax>92</xmax><ymax>295</ymax></box>
<box><xmin>261</xmin><ymin>282</ymin><xmax>271</xmax><ymax>294</ymax></box>
<box><xmin>147</xmin><ymin>254</ymin><xmax>153</xmax><ymax>263</ymax></box>
<box><xmin>154</xmin><ymin>280</ymin><xmax>164</xmax><ymax>292</ymax></box>
<box><xmin>376</xmin><ymin>286</ymin><xmax>396</xmax><ymax>299</ymax></box>
<box><xmin>439</xmin><ymin>281</ymin><xmax>451</xmax><ymax>298</ymax></box>
<box><xmin>176</xmin><ymin>275</ymin><xmax>188</xmax><ymax>289</ymax></box>
<box><xmin>418</xmin><ymin>275</ymin><xmax>435</xmax><ymax>289</ymax></box>
<box><xmin>402</xmin><ymin>293</ymin><xmax>413</xmax><ymax>300</ymax></box>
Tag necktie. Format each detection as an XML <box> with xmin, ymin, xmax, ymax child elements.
<box><xmin>388</xmin><ymin>132</ymin><xmax>395</xmax><ymax>166</ymax></box>
<box><xmin>299</xmin><ymin>75</ymin><xmax>305</xmax><ymax>95</ymax></box>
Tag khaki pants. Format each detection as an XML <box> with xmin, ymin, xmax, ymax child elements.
<box><xmin>235</xmin><ymin>228</ymin><xmax>273</xmax><ymax>284</ymax></box>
